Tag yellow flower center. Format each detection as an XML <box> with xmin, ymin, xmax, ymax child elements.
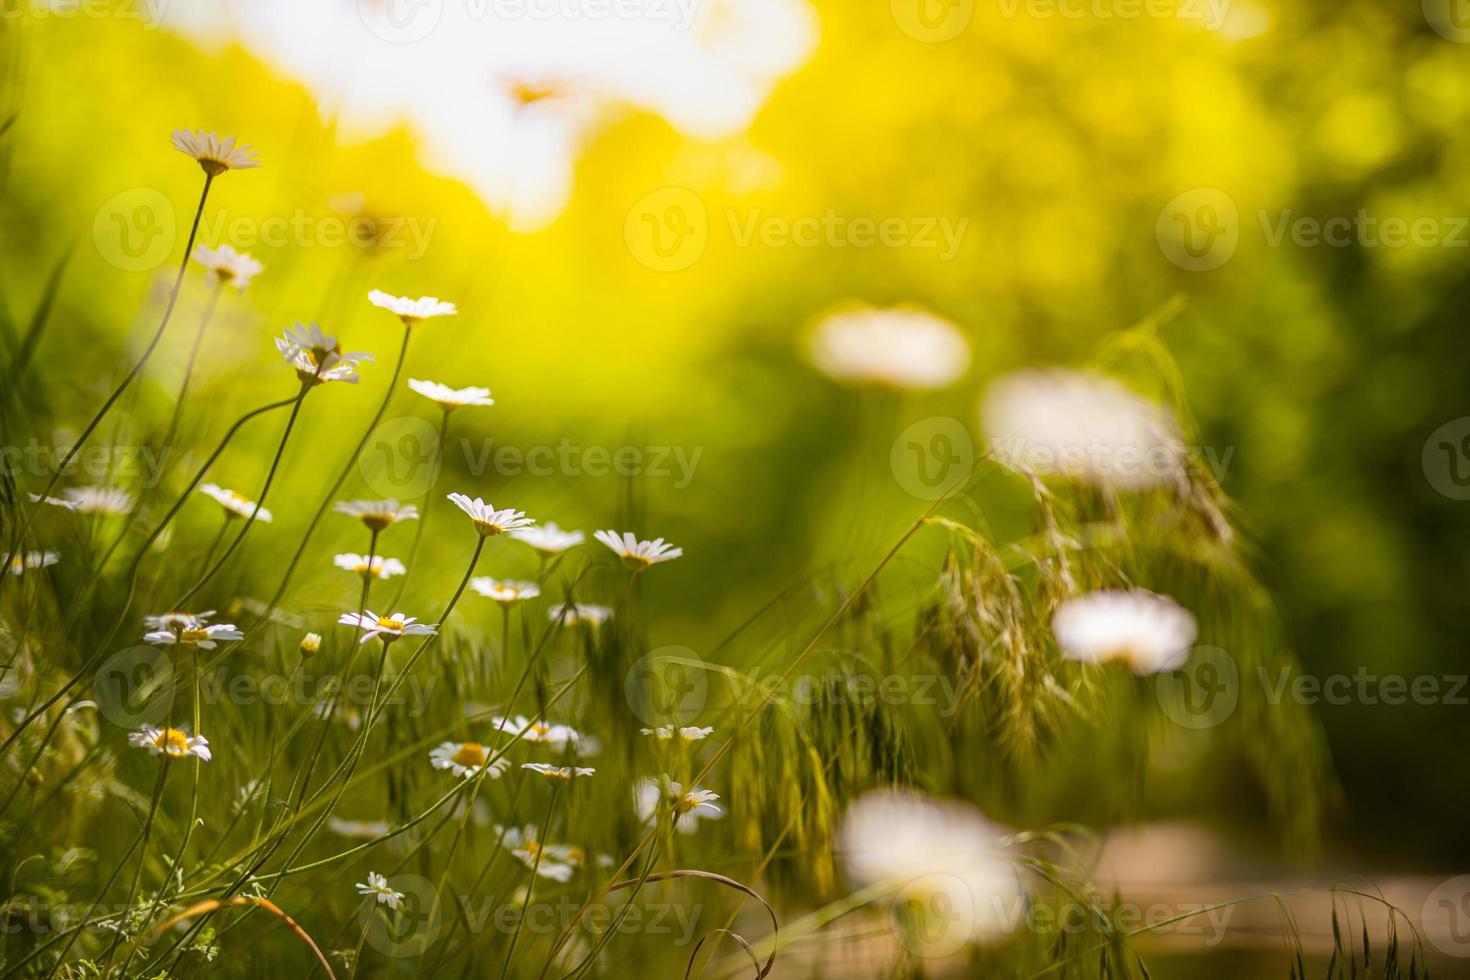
<box><xmin>376</xmin><ymin>616</ymin><xmax>405</xmax><ymax>631</ymax></box>
<box><xmin>451</xmin><ymin>743</ymin><xmax>487</xmax><ymax>768</ymax></box>
<box><xmin>160</xmin><ymin>728</ymin><xmax>191</xmax><ymax>756</ymax></box>
<box><xmin>179</xmin><ymin>627</ymin><xmax>210</xmax><ymax>643</ymax></box>
<box><xmin>473</xmin><ymin>519</ymin><xmax>504</xmax><ymax>536</ymax></box>
<box><xmin>530</xmin><ymin>723</ymin><xmax>550</xmax><ymax>737</ymax></box>
<box><xmin>362</xmin><ymin>513</ymin><xmax>395</xmax><ymax>532</ymax></box>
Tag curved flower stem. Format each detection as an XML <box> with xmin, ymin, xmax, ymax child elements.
<box><xmin>387</xmin><ymin>408</ymin><xmax>449</xmax><ymax>608</ymax></box>
<box><xmin>2</xmin><ymin>173</ymin><xmax>216</xmax><ymax>588</ymax></box>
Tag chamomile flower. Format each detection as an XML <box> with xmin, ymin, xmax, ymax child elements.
<box><xmin>333</xmin><ymin>500</ymin><xmax>419</xmax><ymax>532</ymax></box>
<box><xmin>490</xmin><ymin>715</ymin><xmax>581</xmax><ymax>748</ymax></box>
<box><xmin>593</xmin><ymin>530</ymin><xmax>682</xmax><ymax>571</ymax></box>
<box><xmin>300</xmin><ymin>632</ymin><xmax>322</xmax><ymax>657</ymax></box>
<box><xmin>640</xmin><ymin>725</ymin><xmax>714</xmax><ymax>742</ymax></box>
<box><xmin>171</xmin><ymin>129</ymin><xmax>261</xmax><ymax>175</ymax></box>
<box><xmin>496</xmin><ymin>825</ymin><xmax>583</xmax><ymax>882</ymax></box>
<box><xmin>407</xmin><ymin>379</ymin><xmax>494</xmax><ymax>411</ymax></box>
<box><xmin>8</xmin><ymin>551</ymin><xmax>58</xmax><ymax>575</ymax></box>
<box><xmin>808</xmin><ymin>305</ymin><xmax>970</xmax><ymax>390</ymax></box>
<box><xmin>275</xmin><ymin>324</ymin><xmax>374</xmax><ymax>386</ymax></box>
<box><xmin>31</xmin><ymin>487</ymin><xmax>133</xmax><ymax>515</ymax></box>
<box><xmin>634</xmin><ymin>778</ymin><xmax>724</xmax><ymax>834</ymax></box>
<box><xmin>355</xmin><ymin>872</ymin><xmax>404</xmax><ymax>910</ymax></box>
<box><xmin>446</xmin><ymin>494</ymin><xmax>533</xmax><ymax>537</ymax></box>
<box><xmin>368</xmin><ymin>290</ymin><xmax>457</xmax><ymax>327</ymax></box>
<box><xmin>129</xmin><ymin>726</ymin><xmax>212</xmax><ymax>761</ymax></box>
<box><xmin>334</xmin><ymin>553</ymin><xmax>407</xmax><ymax>580</ymax></box>
<box><xmin>338</xmin><ymin>610</ymin><xmax>438</xmax><ymax>645</ymax></box>
<box><xmin>192</xmin><ymin>244</ymin><xmax>263</xmax><ymax>290</ymax></box>
<box><xmin>198</xmin><ymin>484</ymin><xmax>272</xmax><ymax>522</ymax></box>
<box><xmin>1051</xmin><ymin>589</ymin><xmax>1198</xmax><ymax>675</ymax></box>
<box><xmin>144</xmin><ymin>621</ymin><xmax>243</xmax><ymax>649</ymax></box>
<box><xmin>522</xmin><ymin>763</ymin><xmax>595</xmax><ymax>782</ymax></box>
<box><xmin>509</xmin><ymin>523</ymin><xmax>585</xmax><ymax>556</ymax></box>
<box><xmin>143</xmin><ymin>610</ymin><xmax>214</xmax><ymax>631</ymax></box>
<box><xmin>470</xmin><ymin>578</ymin><xmax>540</xmax><ymax>606</ymax></box>
<box><xmin>430</xmin><ymin>741</ymin><xmax>512</xmax><ymax>779</ymax></box>
<box><xmin>547</xmin><ymin>602</ymin><xmax>612</xmax><ymax>628</ymax></box>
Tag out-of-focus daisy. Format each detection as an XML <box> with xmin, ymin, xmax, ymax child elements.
<box><xmin>447</xmin><ymin>494</ymin><xmax>533</xmax><ymax>537</ymax></box>
<box><xmin>31</xmin><ymin>487</ymin><xmax>133</xmax><ymax>515</ymax></box>
<box><xmin>808</xmin><ymin>305</ymin><xmax>970</xmax><ymax>391</ymax></box>
<box><xmin>470</xmin><ymin>578</ymin><xmax>540</xmax><ymax>607</ymax></box>
<box><xmin>368</xmin><ymin>290</ymin><xmax>457</xmax><ymax>327</ymax></box>
<box><xmin>1051</xmin><ymin>589</ymin><xmax>1197</xmax><ymax>675</ymax></box>
<box><xmin>144</xmin><ymin>621</ymin><xmax>243</xmax><ymax>649</ymax></box>
<box><xmin>640</xmin><ymin>725</ymin><xmax>714</xmax><ymax>742</ymax></box>
<box><xmin>328</xmin><ymin>818</ymin><xmax>389</xmax><ymax>839</ymax></box>
<box><xmin>594</xmin><ymin>530</ymin><xmax>682</xmax><ymax>571</ymax></box>
<box><xmin>171</xmin><ymin>129</ymin><xmax>260</xmax><ymax>175</ymax></box>
<box><xmin>198</xmin><ymin>484</ymin><xmax>272</xmax><ymax>522</ymax></box>
<box><xmin>838</xmin><ymin>788</ymin><xmax>1023</xmax><ymax>946</ymax></box>
<box><xmin>522</xmin><ymin>763</ymin><xmax>595</xmax><ymax>782</ymax></box>
<box><xmin>129</xmin><ymin>726</ymin><xmax>211</xmax><ymax>761</ymax></box>
<box><xmin>497</xmin><ymin>825</ymin><xmax>583</xmax><ymax>882</ymax></box>
<box><xmin>408</xmin><ymin>379</ymin><xmax>493</xmax><ymax>411</ymax></box>
<box><xmin>634</xmin><ymin>777</ymin><xmax>724</xmax><ymax>834</ymax></box>
<box><xmin>981</xmin><ymin>369</ymin><xmax>1187</xmax><ymax>491</ymax></box>
<box><xmin>334</xmin><ymin>500</ymin><xmax>419</xmax><ymax>532</ymax></box>
<box><xmin>547</xmin><ymin>602</ymin><xmax>612</xmax><ymax>628</ymax></box>
<box><xmin>491</xmin><ymin>715</ymin><xmax>580</xmax><ymax>748</ymax></box>
<box><xmin>144</xmin><ymin>610</ymin><xmax>213</xmax><ymax>631</ymax></box>
<box><xmin>510</xmin><ymin>523</ymin><xmax>584</xmax><ymax>556</ymax></box>
<box><xmin>430</xmin><ymin>741</ymin><xmax>511</xmax><ymax>779</ymax></box>
<box><xmin>355</xmin><ymin>872</ymin><xmax>404</xmax><ymax>910</ymax></box>
<box><xmin>192</xmin><ymin>244</ymin><xmax>262</xmax><ymax>290</ymax></box>
<box><xmin>299</xmin><ymin>632</ymin><xmax>322</xmax><ymax>657</ymax></box>
<box><xmin>275</xmin><ymin>324</ymin><xmax>374</xmax><ymax>386</ymax></box>
<box><xmin>8</xmin><ymin>551</ymin><xmax>58</xmax><ymax>575</ymax></box>
<box><xmin>338</xmin><ymin>610</ymin><xmax>438</xmax><ymax>645</ymax></box>
<box><xmin>334</xmin><ymin>553</ymin><xmax>407</xmax><ymax>580</ymax></box>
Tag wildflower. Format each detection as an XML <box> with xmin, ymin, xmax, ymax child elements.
<box><xmin>640</xmin><ymin>725</ymin><xmax>714</xmax><ymax>742</ymax></box>
<box><xmin>333</xmin><ymin>500</ymin><xmax>419</xmax><ymax>532</ymax></box>
<box><xmin>144</xmin><ymin>621</ymin><xmax>243</xmax><ymax>649</ymax></box>
<box><xmin>808</xmin><ymin>305</ymin><xmax>970</xmax><ymax>390</ymax></box>
<box><xmin>275</xmin><ymin>324</ymin><xmax>374</xmax><ymax>386</ymax></box>
<box><xmin>521</xmin><ymin>763</ymin><xmax>595</xmax><ymax>782</ymax></box>
<box><xmin>334</xmin><ymin>553</ymin><xmax>407</xmax><ymax>580</ymax></box>
<box><xmin>338</xmin><ymin>610</ymin><xmax>438</xmax><ymax>645</ymax></box>
<box><xmin>129</xmin><ymin>726</ymin><xmax>211</xmax><ymax>761</ymax></box>
<box><xmin>509</xmin><ymin>523</ymin><xmax>584</xmax><ymax>556</ymax></box>
<box><xmin>299</xmin><ymin>632</ymin><xmax>322</xmax><ymax>657</ymax></box>
<box><xmin>470</xmin><ymin>577</ymin><xmax>540</xmax><ymax>606</ymax></box>
<box><xmin>635</xmin><ymin>777</ymin><xmax>723</xmax><ymax>834</ymax></box>
<box><xmin>593</xmin><ymin>530</ymin><xmax>682</xmax><ymax>571</ymax></box>
<box><xmin>496</xmin><ymin>825</ymin><xmax>583</xmax><ymax>882</ymax></box>
<box><xmin>198</xmin><ymin>483</ymin><xmax>272</xmax><ymax>522</ymax></box>
<box><xmin>192</xmin><ymin>244</ymin><xmax>262</xmax><ymax>290</ymax></box>
<box><xmin>407</xmin><ymin>379</ymin><xmax>493</xmax><ymax>411</ymax></box>
<box><xmin>490</xmin><ymin>715</ymin><xmax>581</xmax><ymax>749</ymax></box>
<box><xmin>8</xmin><ymin>551</ymin><xmax>58</xmax><ymax>575</ymax></box>
<box><xmin>144</xmin><ymin>610</ymin><xmax>213</xmax><ymax>632</ymax></box>
<box><xmin>1051</xmin><ymin>589</ymin><xmax>1198</xmax><ymax>675</ymax></box>
<box><xmin>447</xmin><ymin>494</ymin><xmax>533</xmax><ymax>537</ymax></box>
<box><xmin>981</xmin><ymin>369</ymin><xmax>1187</xmax><ymax>491</ymax></box>
<box><xmin>368</xmin><ymin>290</ymin><xmax>457</xmax><ymax>327</ymax></box>
<box><xmin>838</xmin><ymin>788</ymin><xmax>1023</xmax><ymax>945</ymax></box>
<box><xmin>32</xmin><ymin>487</ymin><xmax>133</xmax><ymax>515</ymax></box>
<box><xmin>355</xmin><ymin>872</ymin><xmax>404</xmax><ymax>910</ymax></box>
<box><xmin>171</xmin><ymin>129</ymin><xmax>261</xmax><ymax>175</ymax></box>
<box><xmin>547</xmin><ymin>602</ymin><xmax>612</xmax><ymax>628</ymax></box>
<box><xmin>430</xmin><ymin>741</ymin><xmax>511</xmax><ymax>779</ymax></box>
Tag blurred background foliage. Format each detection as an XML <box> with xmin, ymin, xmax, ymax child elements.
<box><xmin>0</xmin><ymin>0</ymin><xmax>1465</xmax><ymax>878</ymax></box>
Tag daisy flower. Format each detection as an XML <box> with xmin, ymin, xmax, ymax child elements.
<box><xmin>334</xmin><ymin>553</ymin><xmax>407</xmax><ymax>580</ymax></box>
<box><xmin>355</xmin><ymin>872</ymin><xmax>404</xmax><ymax>910</ymax></box>
<box><xmin>640</xmin><ymin>725</ymin><xmax>714</xmax><ymax>742</ymax></box>
<box><xmin>838</xmin><ymin>788</ymin><xmax>1024</xmax><ymax>945</ymax></box>
<box><xmin>171</xmin><ymin>129</ymin><xmax>261</xmax><ymax>175</ymax></box>
<box><xmin>333</xmin><ymin>500</ymin><xmax>419</xmax><ymax>532</ymax></box>
<box><xmin>368</xmin><ymin>290</ymin><xmax>457</xmax><ymax>327</ymax></box>
<box><xmin>470</xmin><ymin>577</ymin><xmax>540</xmax><ymax>606</ymax></box>
<box><xmin>275</xmin><ymin>324</ymin><xmax>374</xmax><ymax>386</ymax></box>
<box><xmin>521</xmin><ymin>763</ymin><xmax>595</xmax><ymax>782</ymax></box>
<box><xmin>634</xmin><ymin>777</ymin><xmax>724</xmax><ymax>834</ymax></box>
<box><xmin>981</xmin><ymin>369</ymin><xmax>1187</xmax><ymax>491</ymax></box>
<box><xmin>1051</xmin><ymin>589</ymin><xmax>1198</xmax><ymax>675</ymax></box>
<box><xmin>192</xmin><ymin>244</ymin><xmax>263</xmax><ymax>290</ymax></box>
<box><xmin>198</xmin><ymin>483</ymin><xmax>272</xmax><ymax>522</ymax></box>
<box><xmin>547</xmin><ymin>602</ymin><xmax>612</xmax><ymax>628</ymax></box>
<box><xmin>300</xmin><ymin>632</ymin><xmax>322</xmax><ymax>657</ymax></box>
<box><xmin>8</xmin><ymin>551</ymin><xmax>58</xmax><ymax>575</ymax></box>
<box><xmin>808</xmin><ymin>305</ymin><xmax>970</xmax><ymax>391</ymax></box>
<box><xmin>31</xmin><ymin>487</ymin><xmax>133</xmax><ymax>515</ymax></box>
<box><xmin>594</xmin><ymin>530</ymin><xmax>682</xmax><ymax>571</ymax></box>
<box><xmin>430</xmin><ymin>741</ymin><xmax>512</xmax><ymax>779</ymax></box>
<box><xmin>338</xmin><ymin>610</ymin><xmax>438</xmax><ymax>645</ymax></box>
<box><xmin>143</xmin><ymin>610</ymin><xmax>213</xmax><ymax>631</ymax></box>
<box><xmin>496</xmin><ymin>825</ymin><xmax>584</xmax><ymax>882</ymax></box>
<box><xmin>144</xmin><ymin>621</ymin><xmax>243</xmax><ymax>649</ymax></box>
<box><xmin>509</xmin><ymin>523</ymin><xmax>584</xmax><ymax>556</ymax></box>
<box><xmin>490</xmin><ymin>715</ymin><xmax>581</xmax><ymax>748</ymax></box>
<box><xmin>129</xmin><ymin>726</ymin><xmax>212</xmax><ymax>761</ymax></box>
<box><xmin>408</xmin><ymin>379</ymin><xmax>493</xmax><ymax>411</ymax></box>
<box><xmin>446</xmin><ymin>494</ymin><xmax>533</xmax><ymax>537</ymax></box>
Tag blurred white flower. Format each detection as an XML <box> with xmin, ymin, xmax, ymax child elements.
<box><xmin>635</xmin><ymin>777</ymin><xmax>724</xmax><ymax>834</ymax></box>
<box><xmin>447</xmin><ymin>493</ymin><xmax>533</xmax><ymax>537</ymax></box>
<box><xmin>368</xmin><ymin>290</ymin><xmax>457</xmax><ymax>327</ymax></box>
<box><xmin>470</xmin><ymin>577</ymin><xmax>540</xmax><ymax>606</ymax></box>
<box><xmin>490</xmin><ymin>715</ymin><xmax>580</xmax><ymax>748</ymax></box>
<box><xmin>497</xmin><ymin>824</ymin><xmax>583</xmax><ymax>882</ymax></box>
<box><xmin>31</xmin><ymin>487</ymin><xmax>133</xmax><ymax>515</ymax></box>
<box><xmin>640</xmin><ymin>725</ymin><xmax>714</xmax><ymax>742</ymax></box>
<box><xmin>192</xmin><ymin>244</ymin><xmax>263</xmax><ymax>290</ymax></box>
<box><xmin>1051</xmin><ymin>589</ymin><xmax>1197</xmax><ymax>675</ymax></box>
<box><xmin>334</xmin><ymin>499</ymin><xmax>418</xmax><ymax>532</ymax></box>
<box><xmin>510</xmin><ymin>522</ymin><xmax>584</xmax><ymax>556</ymax></box>
<box><xmin>275</xmin><ymin>324</ymin><xmax>373</xmax><ymax>386</ymax></box>
<box><xmin>522</xmin><ymin>763</ymin><xmax>595</xmax><ymax>782</ymax></box>
<box><xmin>808</xmin><ymin>305</ymin><xmax>970</xmax><ymax>390</ymax></box>
<box><xmin>8</xmin><ymin>551</ymin><xmax>58</xmax><ymax>575</ymax></box>
<box><xmin>143</xmin><ymin>610</ymin><xmax>214</xmax><ymax>631</ymax></box>
<box><xmin>408</xmin><ymin>379</ymin><xmax>493</xmax><ymax>411</ymax></box>
<box><xmin>129</xmin><ymin>726</ymin><xmax>212</xmax><ymax>761</ymax></box>
<box><xmin>334</xmin><ymin>553</ymin><xmax>406</xmax><ymax>580</ymax></box>
<box><xmin>328</xmin><ymin>818</ymin><xmax>389</xmax><ymax>839</ymax></box>
<box><xmin>430</xmin><ymin>741</ymin><xmax>511</xmax><ymax>779</ymax></box>
<box><xmin>547</xmin><ymin>601</ymin><xmax>612</xmax><ymax>628</ymax></box>
<box><xmin>198</xmin><ymin>483</ymin><xmax>272</xmax><ymax>522</ymax></box>
<box><xmin>593</xmin><ymin>530</ymin><xmax>682</xmax><ymax>571</ymax></box>
<box><xmin>171</xmin><ymin>129</ymin><xmax>260</xmax><ymax>175</ymax></box>
<box><xmin>355</xmin><ymin>871</ymin><xmax>404</xmax><ymax>910</ymax></box>
<box><xmin>338</xmin><ymin>610</ymin><xmax>438</xmax><ymax>645</ymax></box>
<box><xmin>981</xmin><ymin>369</ymin><xmax>1186</xmax><ymax>490</ymax></box>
